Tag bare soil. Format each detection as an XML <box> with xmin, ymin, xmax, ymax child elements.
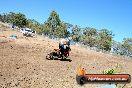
<box><xmin>0</xmin><ymin>23</ymin><xmax>132</xmax><ymax>88</ymax></box>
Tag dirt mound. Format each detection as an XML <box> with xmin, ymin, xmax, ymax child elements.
<box><xmin>0</xmin><ymin>24</ymin><xmax>132</xmax><ymax>88</ymax></box>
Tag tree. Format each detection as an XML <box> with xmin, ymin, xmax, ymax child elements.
<box><xmin>47</xmin><ymin>10</ymin><xmax>61</xmax><ymax>27</ymax></box>
<box><xmin>63</xmin><ymin>22</ymin><xmax>73</xmax><ymax>37</ymax></box>
<box><xmin>71</xmin><ymin>25</ymin><xmax>82</xmax><ymax>42</ymax></box>
<box><xmin>112</xmin><ymin>41</ymin><xmax>122</xmax><ymax>54</ymax></box>
<box><xmin>42</xmin><ymin>22</ymin><xmax>51</xmax><ymax>35</ymax></box>
<box><xmin>0</xmin><ymin>14</ymin><xmax>7</xmax><ymax>22</ymax></box>
<box><xmin>112</xmin><ymin>38</ymin><xmax>132</xmax><ymax>57</ymax></box>
<box><xmin>27</xmin><ymin>19</ymin><xmax>43</xmax><ymax>33</ymax></box>
<box><xmin>81</xmin><ymin>27</ymin><xmax>98</xmax><ymax>47</ymax></box>
<box><xmin>97</xmin><ymin>29</ymin><xmax>114</xmax><ymax>51</ymax></box>
<box><xmin>0</xmin><ymin>14</ymin><xmax>3</xmax><ymax>22</ymax></box>
<box><xmin>83</xmin><ymin>27</ymin><xmax>97</xmax><ymax>36</ymax></box>
<box><xmin>0</xmin><ymin>12</ymin><xmax>27</xmax><ymax>27</ymax></box>
<box><xmin>121</xmin><ymin>38</ymin><xmax>132</xmax><ymax>56</ymax></box>
<box><xmin>46</xmin><ymin>10</ymin><xmax>61</xmax><ymax>38</ymax></box>
<box><xmin>13</xmin><ymin>13</ymin><xmax>27</xmax><ymax>27</ymax></box>
<box><xmin>43</xmin><ymin>11</ymin><xmax>71</xmax><ymax>38</ymax></box>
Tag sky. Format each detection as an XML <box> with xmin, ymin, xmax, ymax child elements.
<box><xmin>0</xmin><ymin>0</ymin><xmax>132</xmax><ymax>42</ymax></box>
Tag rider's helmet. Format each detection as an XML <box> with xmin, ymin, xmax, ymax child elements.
<box><xmin>65</xmin><ymin>37</ymin><xmax>72</xmax><ymax>45</ymax></box>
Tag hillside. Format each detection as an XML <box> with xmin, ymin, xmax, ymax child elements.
<box><xmin>0</xmin><ymin>22</ymin><xmax>132</xmax><ymax>88</ymax></box>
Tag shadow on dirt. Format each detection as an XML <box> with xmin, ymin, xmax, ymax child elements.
<box><xmin>47</xmin><ymin>58</ymin><xmax>72</xmax><ymax>62</ymax></box>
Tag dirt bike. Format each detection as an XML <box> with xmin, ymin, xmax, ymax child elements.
<box><xmin>46</xmin><ymin>45</ymin><xmax>71</xmax><ymax>60</ymax></box>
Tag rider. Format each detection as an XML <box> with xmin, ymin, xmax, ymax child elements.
<box><xmin>59</xmin><ymin>37</ymin><xmax>71</xmax><ymax>57</ymax></box>
<box><xmin>65</xmin><ymin>38</ymin><xmax>71</xmax><ymax>56</ymax></box>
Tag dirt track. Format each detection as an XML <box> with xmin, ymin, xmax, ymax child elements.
<box><xmin>0</xmin><ymin>25</ymin><xmax>132</xmax><ymax>88</ymax></box>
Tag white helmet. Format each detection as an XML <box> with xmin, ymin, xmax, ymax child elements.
<box><xmin>66</xmin><ymin>37</ymin><xmax>72</xmax><ymax>41</ymax></box>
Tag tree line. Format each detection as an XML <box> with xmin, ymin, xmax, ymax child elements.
<box><xmin>0</xmin><ymin>11</ymin><xmax>131</xmax><ymax>57</ymax></box>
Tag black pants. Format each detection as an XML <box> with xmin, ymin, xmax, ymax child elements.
<box><xmin>59</xmin><ymin>43</ymin><xmax>64</xmax><ymax>56</ymax></box>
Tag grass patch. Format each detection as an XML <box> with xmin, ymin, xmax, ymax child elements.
<box><xmin>103</xmin><ymin>69</ymin><xmax>117</xmax><ymax>75</ymax></box>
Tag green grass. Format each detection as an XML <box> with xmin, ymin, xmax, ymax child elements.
<box><xmin>103</xmin><ymin>69</ymin><xmax>117</xmax><ymax>75</ymax></box>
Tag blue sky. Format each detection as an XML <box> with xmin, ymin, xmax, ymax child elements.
<box><xmin>0</xmin><ymin>0</ymin><xmax>132</xmax><ymax>42</ymax></box>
